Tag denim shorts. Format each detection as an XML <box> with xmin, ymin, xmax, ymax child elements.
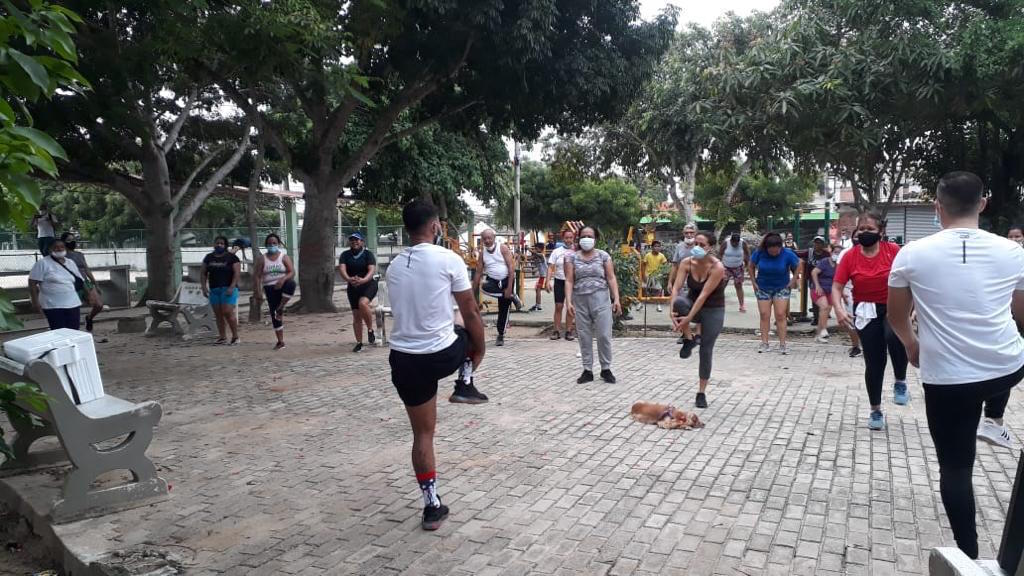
<box><xmin>755</xmin><ymin>287</ymin><xmax>791</xmax><ymax>301</ymax></box>
<box><xmin>209</xmin><ymin>286</ymin><xmax>239</xmax><ymax>306</ymax></box>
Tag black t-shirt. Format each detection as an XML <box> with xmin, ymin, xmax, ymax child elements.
<box><xmin>203</xmin><ymin>252</ymin><xmax>240</xmax><ymax>288</ymax></box>
<box><xmin>340</xmin><ymin>248</ymin><xmax>376</xmax><ymax>280</ymax></box>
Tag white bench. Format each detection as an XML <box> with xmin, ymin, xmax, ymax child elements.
<box><xmin>0</xmin><ymin>330</ymin><xmax>167</xmax><ymax>522</ymax></box>
<box><xmin>145</xmin><ymin>281</ymin><xmax>217</xmax><ymax>339</ymax></box>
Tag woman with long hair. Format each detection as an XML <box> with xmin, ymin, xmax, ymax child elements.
<box><xmin>749</xmin><ymin>232</ymin><xmax>801</xmax><ymax>354</ymax></box>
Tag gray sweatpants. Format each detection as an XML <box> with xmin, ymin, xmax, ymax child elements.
<box><xmin>574</xmin><ymin>289</ymin><xmax>613</xmax><ymax>371</ymax></box>
<box><xmin>694</xmin><ymin>306</ymin><xmax>725</xmax><ymax>380</ymax></box>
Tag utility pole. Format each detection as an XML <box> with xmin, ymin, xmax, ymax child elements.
<box><xmin>514</xmin><ymin>141</ymin><xmax>521</xmax><ymax>242</ymax></box>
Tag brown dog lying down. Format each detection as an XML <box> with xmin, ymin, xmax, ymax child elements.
<box><xmin>630</xmin><ymin>402</ymin><xmax>705</xmax><ymax>430</ymax></box>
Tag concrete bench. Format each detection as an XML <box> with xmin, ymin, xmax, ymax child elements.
<box><xmin>145</xmin><ymin>281</ymin><xmax>217</xmax><ymax>339</ymax></box>
<box><xmin>0</xmin><ymin>330</ymin><xmax>168</xmax><ymax>522</ymax></box>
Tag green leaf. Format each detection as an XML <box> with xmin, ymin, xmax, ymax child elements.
<box><xmin>51</xmin><ymin>5</ymin><xmax>84</xmax><ymax>24</ymax></box>
<box><xmin>347</xmin><ymin>87</ymin><xmax>375</xmax><ymax>108</ymax></box>
<box><xmin>41</xmin><ymin>28</ymin><xmax>77</xmax><ymax>63</ymax></box>
<box><xmin>1</xmin><ymin>173</ymin><xmax>42</xmax><ymax>205</ymax></box>
<box><xmin>0</xmin><ymin>99</ymin><xmax>15</xmax><ymax>124</ymax></box>
<box><xmin>9</xmin><ymin>49</ymin><xmax>50</xmax><ymax>93</ymax></box>
<box><xmin>24</xmin><ymin>150</ymin><xmax>57</xmax><ymax>175</ymax></box>
<box><xmin>9</xmin><ymin>126</ymin><xmax>67</xmax><ymax>160</ymax></box>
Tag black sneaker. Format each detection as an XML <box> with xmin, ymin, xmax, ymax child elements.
<box><xmin>679</xmin><ymin>339</ymin><xmax>697</xmax><ymax>359</ymax></box>
<box><xmin>422</xmin><ymin>503</ymin><xmax>449</xmax><ymax>531</ymax></box>
<box><xmin>274</xmin><ymin>342</ymin><xmax>286</xmax><ymax>350</ymax></box>
<box><xmin>577</xmin><ymin>370</ymin><xmax>594</xmax><ymax>384</ymax></box>
<box><xmin>85</xmin><ymin>316</ymin><xmax>94</xmax><ymax>332</ymax></box>
<box><xmin>496</xmin><ymin>334</ymin><xmax>505</xmax><ymax>347</ymax></box>
<box><xmin>676</xmin><ymin>335</ymin><xmax>686</xmax><ymax>344</ymax></box>
<box><xmin>353</xmin><ymin>342</ymin><xmax>363</xmax><ymax>353</ymax></box>
<box><xmin>450</xmin><ymin>382</ymin><xmax>488</xmax><ymax>404</ymax></box>
<box><xmin>600</xmin><ymin>369</ymin><xmax>616</xmax><ymax>384</ymax></box>
<box><xmin>549</xmin><ymin>331</ymin><xmax>561</xmax><ymax>341</ymax></box>
<box><xmin>849</xmin><ymin>346</ymin><xmax>862</xmax><ymax>358</ymax></box>
<box><xmin>694</xmin><ymin>334</ymin><xmax>702</xmax><ymax>346</ymax></box>
<box><xmin>695</xmin><ymin>392</ymin><xmax>708</xmax><ymax>408</ymax></box>
<box><xmin>565</xmin><ymin>332</ymin><xmax>575</xmax><ymax>341</ymax></box>
<box><xmin>368</xmin><ymin>330</ymin><xmax>376</xmax><ymax>344</ymax></box>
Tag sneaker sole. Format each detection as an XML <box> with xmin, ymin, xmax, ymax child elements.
<box><xmin>422</xmin><ymin>513</ymin><xmax>449</xmax><ymax>531</ymax></box>
<box><xmin>868</xmin><ymin>422</ymin><xmax>885</xmax><ymax>430</ymax></box>
<box><xmin>449</xmin><ymin>395</ymin><xmax>487</xmax><ymax>404</ymax></box>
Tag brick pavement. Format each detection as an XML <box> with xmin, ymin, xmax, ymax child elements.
<box><xmin>32</xmin><ymin>316</ymin><xmax>1024</xmax><ymax>575</ymax></box>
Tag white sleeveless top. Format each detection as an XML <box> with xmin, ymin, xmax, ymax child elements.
<box><xmin>482</xmin><ymin>245</ymin><xmax>509</xmax><ymax>280</ymax></box>
<box><xmin>262</xmin><ymin>252</ymin><xmax>288</xmax><ymax>286</ymax></box>
<box><xmin>721</xmin><ymin>239</ymin><xmax>745</xmax><ymax>268</ymax></box>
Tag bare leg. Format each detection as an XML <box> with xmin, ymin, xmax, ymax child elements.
<box><xmin>224</xmin><ymin>305</ymin><xmax>239</xmax><ymax>339</ymax></box>
<box><xmin>757</xmin><ymin>299</ymin><xmax>772</xmax><ymax>344</ymax></box>
<box><xmin>735</xmin><ymin>281</ymin><xmax>745</xmax><ymax>311</ymax></box>
<box><xmin>699</xmin><ymin>378</ymin><xmax>709</xmax><ymax>393</ymax></box>
<box><xmin>535</xmin><ymin>287</ymin><xmax>542</xmax><ymax>307</ymax></box>
<box><xmin>359</xmin><ymin>298</ymin><xmax>375</xmax><ymax>332</ymax></box>
<box><xmin>848</xmin><ymin>324</ymin><xmax>861</xmax><ymax>347</ymax></box>
<box><xmin>816</xmin><ymin>299</ymin><xmax>831</xmax><ymax>334</ymax></box>
<box><xmin>773</xmin><ymin>298</ymin><xmax>789</xmax><ymax>345</ymax></box>
<box><xmin>405</xmin><ymin>396</ymin><xmax>438</xmax><ymax>476</ymax></box>
<box><xmin>553</xmin><ymin>303</ymin><xmax>564</xmax><ymax>333</ymax></box>
<box><xmin>213</xmin><ymin>305</ymin><xmax>226</xmax><ymax>340</ymax></box>
<box><xmin>353</xmin><ymin>307</ymin><xmax>364</xmax><ymax>343</ymax></box>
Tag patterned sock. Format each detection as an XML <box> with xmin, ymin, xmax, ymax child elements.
<box><xmin>456</xmin><ymin>358</ymin><xmax>473</xmax><ymax>386</ymax></box>
<box><xmin>417</xmin><ymin>471</ymin><xmax>440</xmax><ymax>508</ymax></box>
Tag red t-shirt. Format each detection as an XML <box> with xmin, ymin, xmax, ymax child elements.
<box><xmin>834</xmin><ymin>242</ymin><xmax>901</xmax><ymax>304</ymax></box>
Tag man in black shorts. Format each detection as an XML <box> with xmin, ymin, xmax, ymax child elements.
<box><xmin>386</xmin><ymin>200</ymin><xmax>486</xmax><ymax>530</ymax></box>
<box><xmin>338</xmin><ymin>232</ymin><xmax>378</xmax><ymax>352</ymax></box>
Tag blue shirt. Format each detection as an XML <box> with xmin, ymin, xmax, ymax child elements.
<box><xmin>814</xmin><ymin>258</ymin><xmax>836</xmax><ymax>293</ymax></box>
<box><xmin>751</xmin><ymin>248</ymin><xmax>799</xmax><ymax>291</ymax></box>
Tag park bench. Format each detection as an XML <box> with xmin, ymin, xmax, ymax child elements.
<box><xmin>928</xmin><ymin>450</ymin><xmax>1024</xmax><ymax>575</ymax></box>
<box><xmin>0</xmin><ymin>329</ymin><xmax>167</xmax><ymax>522</ymax></box>
<box><xmin>144</xmin><ymin>280</ymin><xmax>217</xmax><ymax>339</ymax></box>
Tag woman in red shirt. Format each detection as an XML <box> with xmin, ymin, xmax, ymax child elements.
<box><xmin>832</xmin><ymin>212</ymin><xmax>909</xmax><ymax>431</ymax></box>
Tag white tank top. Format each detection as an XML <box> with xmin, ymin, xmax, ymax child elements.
<box><xmin>482</xmin><ymin>245</ymin><xmax>509</xmax><ymax>280</ymax></box>
<box><xmin>721</xmin><ymin>239</ymin><xmax>745</xmax><ymax>268</ymax></box>
<box><xmin>262</xmin><ymin>252</ymin><xmax>288</xmax><ymax>286</ymax></box>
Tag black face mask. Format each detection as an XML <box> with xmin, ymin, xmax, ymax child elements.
<box><xmin>65</xmin><ymin>241</ymin><xmax>77</xmax><ymax>251</ymax></box>
<box><xmin>857</xmin><ymin>231</ymin><xmax>881</xmax><ymax>247</ymax></box>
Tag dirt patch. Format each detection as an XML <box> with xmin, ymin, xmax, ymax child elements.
<box><xmin>0</xmin><ymin>502</ymin><xmax>56</xmax><ymax>575</ymax></box>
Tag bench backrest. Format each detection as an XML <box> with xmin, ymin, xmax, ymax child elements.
<box><xmin>178</xmin><ymin>281</ymin><xmax>207</xmax><ymax>306</ymax></box>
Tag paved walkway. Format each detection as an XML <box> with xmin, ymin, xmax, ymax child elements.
<box><xmin>3</xmin><ymin>311</ymin><xmax>1022</xmax><ymax>575</ymax></box>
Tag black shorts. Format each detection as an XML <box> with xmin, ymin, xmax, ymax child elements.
<box><xmin>347</xmin><ymin>281</ymin><xmax>378</xmax><ymax>309</ymax></box>
<box><xmin>553</xmin><ymin>279</ymin><xmax>566</xmax><ymax>304</ymax></box>
<box><xmin>390</xmin><ymin>326</ymin><xmax>468</xmax><ymax>407</ymax></box>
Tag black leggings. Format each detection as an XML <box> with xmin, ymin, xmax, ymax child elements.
<box><xmin>263</xmin><ymin>280</ymin><xmax>296</xmax><ymax>331</ymax></box>
<box><xmin>855</xmin><ymin>304</ymin><xmax>908</xmax><ymax>406</ymax></box>
<box><xmin>923</xmin><ymin>363</ymin><xmax>1024</xmax><ymax>559</ymax></box>
<box><xmin>484</xmin><ymin>277</ymin><xmax>512</xmax><ymax>336</ymax></box>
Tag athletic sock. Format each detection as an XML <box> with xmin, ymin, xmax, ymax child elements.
<box><xmin>456</xmin><ymin>358</ymin><xmax>473</xmax><ymax>386</ymax></box>
<box><xmin>417</xmin><ymin>471</ymin><xmax>441</xmax><ymax>508</ymax></box>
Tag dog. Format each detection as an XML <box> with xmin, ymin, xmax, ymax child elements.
<box><xmin>630</xmin><ymin>402</ymin><xmax>705</xmax><ymax>430</ymax></box>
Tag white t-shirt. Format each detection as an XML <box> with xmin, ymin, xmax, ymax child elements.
<box><xmin>386</xmin><ymin>243</ymin><xmax>471</xmax><ymax>354</ymax></box>
<box><xmin>548</xmin><ymin>246</ymin><xmax>573</xmax><ymax>281</ymax></box>
<box><xmin>29</xmin><ymin>256</ymin><xmax>83</xmax><ymax>309</ymax></box>
<box><xmin>35</xmin><ymin>214</ymin><xmax>55</xmax><ymax>238</ymax></box>
<box><xmin>888</xmin><ymin>228</ymin><xmax>1024</xmax><ymax>384</ymax></box>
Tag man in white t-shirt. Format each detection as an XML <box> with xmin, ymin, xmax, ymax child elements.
<box><xmin>546</xmin><ymin>228</ymin><xmax>576</xmax><ymax>341</ymax></box>
<box><xmin>887</xmin><ymin>171</ymin><xmax>1024</xmax><ymax>560</ymax></box>
<box><xmin>30</xmin><ymin>202</ymin><xmax>60</xmax><ymax>256</ymax></box>
<box><xmin>385</xmin><ymin>199</ymin><xmax>486</xmax><ymax>531</ymax></box>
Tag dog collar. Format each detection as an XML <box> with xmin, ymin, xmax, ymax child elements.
<box><xmin>659</xmin><ymin>406</ymin><xmax>675</xmax><ymax>420</ymax></box>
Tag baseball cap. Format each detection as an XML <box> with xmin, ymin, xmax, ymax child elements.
<box><xmin>349</xmin><ymin>232</ymin><xmax>364</xmax><ymax>241</ymax></box>
<box><xmin>812</xmin><ymin>235</ymin><xmax>825</xmax><ymax>243</ymax></box>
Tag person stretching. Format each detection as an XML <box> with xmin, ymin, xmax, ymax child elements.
<box><xmin>670</xmin><ymin>232</ymin><xmax>726</xmax><ymax>408</ymax></box>
<box><xmin>474</xmin><ymin>229</ymin><xmax>516</xmax><ymax>347</ymax></box>
<box><xmin>253</xmin><ymin>233</ymin><xmax>296</xmax><ymax>350</ymax></box>
<box><xmin>338</xmin><ymin>232</ymin><xmax>378</xmax><ymax>352</ymax></box>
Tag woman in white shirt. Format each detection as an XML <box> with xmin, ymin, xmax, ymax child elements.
<box><xmin>29</xmin><ymin>238</ymin><xmax>84</xmax><ymax>330</ymax></box>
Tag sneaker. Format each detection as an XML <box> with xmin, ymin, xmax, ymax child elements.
<box><xmin>893</xmin><ymin>381</ymin><xmax>910</xmax><ymax>406</ymax></box>
<box><xmin>274</xmin><ymin>342</ymin><xmax>286</xmax><ymax>350</ymax></box>
<box><xmin>368</xmin><ymin>330</ymin><xmax>376</xmax><ymax>344</ymax></box>
<box><xmin>577</xmin><ymin>370</ymin><xmax>594</xmax><ymax>384</ymax></box>
<box><xmin>450</xmin><ymin>382</ymin><xmax>488</xmax><ymax>404</ymax></box>
<box><xmin>496</xmin><ymin>334</ymin><xmax>505</xmax><ymax>347</ymax></box>
<box><xmin>815</xmin><ymin>331</ymin><xmax>829</xmax><ymax>344</ymax></box>
<box><xmin>85</xmin><ymin>316</ymin><xmax>94</xmax><ymax>332</ymax></box>
<box><xmin>600</xmin><ymin>369</ymin><xmax>616</xmax><ymax>384</ymax></box>
<box><xmin>549</xmin><ymin>331</ymin><xmax>561</xmax><ymax>340</ymax></box>
<box><xmin>779</xmin><ymin>344</ymin><xmax>788</xmax><ymax>355</ymax></box>
<box><xmin>353</xmin><ymin>342</ymin><xmax>364</xmax><ymax>353</ymax></box>
<box><xmin>565</xmin><ymin>332</ymin><xmax>575</xmax><ymax>342</ymax></box>
<box><xmin>695</xmin><ymin>392</ymin><xmax>708</xmax><ymax>409</ymax></box>
<box><xmin>512</xmin><ymin>295</ymin><xmax>523</xmax><ymax>311</ymax></box>
<box><xmin>215</xmin><ymin>337</ymin><xmax>227</xmax><ymax>345</ymax></box>
<box><xmin>622</xmin><ymin>314</ymin><xmax>634</xmax><ymax>321</ymax></box>
<box><xmin>230</xmin><ymin>336</ymin><xmax>240</xmax><ymax>346</ymax></box>
<box><xmin>694</xmin><ymin>335</ymin><xmax>702</xmax><ymax>346</ymax></box>
<box><xmin>758</xmin><ymin>342</ymin><xmax>770</xmax><ymax>354</ymax></box>
<box><xmin>868</xmin><ymin>410</ymin><xmax>886</xmax><ymax>430</ymax></box>
<box><xmin>977</xmin><ymin>419</ymin><xmax>1013</xmax><ymax>449</ymax></box>
<box><xmin>679</xmin><ymin>339</ymin><xmax>696</xmax><ymax>359</ymax></box>
<box><xmin>849</xmin><ymin>346</ymin><xmax>862</xmax><ymax>358</ymax></box>
<box><xmin>422</xmin><ymin>503</ymin><xmax>449</xmax><ymax>531</ymax></box>
<box><xmin>677</xmin><ymin>335</ymin><xmax>686</xmax><ymax>345</ymax></box>
<box><xmin>739</xmin><ymin>305</ymin><xmax>746</xmax><ymax>313</ymax></box>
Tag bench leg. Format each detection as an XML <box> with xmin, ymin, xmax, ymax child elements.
<box><xmin>146</xmin><ymin>309</ymin><xmax>184</xmax><ymax>336</ymax></box>
<box><xmin>0</xmin><ymin>418</ymin><xmax>61</xmax><ymax>472</ymax></box>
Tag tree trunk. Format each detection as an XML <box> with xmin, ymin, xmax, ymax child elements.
<box><xmin>296</xmin><ymin>181</ymin><xmax>339</xmax><ymax>312</ymax></box>
<box><xmin>714</xmin><ymin>159</ymin><xmax>752</xmax><ymax>242</ymax></box>
<box><xmin>143</xmin><ymin>211</ymin><xmax>177</xmax><ymax>302</ymax></box>
<box><xmin>680</xmin><ymin>161</ymin><xmax>697</xmax><ymax>223</ymax></box>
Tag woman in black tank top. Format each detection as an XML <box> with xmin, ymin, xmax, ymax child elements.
<box><xmin>669</xmin><ymin>232</ymin><xmax>728</xmax><ymax>409</ymax></box>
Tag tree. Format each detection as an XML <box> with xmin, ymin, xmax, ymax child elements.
<box><xmin>36</xmin><ymin>1</ymin><xmax>252</xmax><ymax>301</ymax></box>
<box><xmin>695</xmin><ymin>167</ymin><xmax>816</xmax><ymax>233</ymax></box>
<box><xmin>203</xmin><ymin>0</ymin><xmax>675</xmax><ymax>311</ymax></box>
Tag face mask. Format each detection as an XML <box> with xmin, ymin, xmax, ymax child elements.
<box><xmin>684</xmin><ymin>237</ymin><xmax>695</xmax><ymax>246</ymax></box>
<box><xmin>65</xmin><ymin>241</ymin><xmax>77</xmax><ymax>251</ymax></box>
<box><xmin>579</xmin><ymin>237</ymin><xmax>596</xmax><ymax>251</ymax></box>
<box><xmin>214</xmin><ymin>246</ymin><xmax>226</xmax><ymax>254</ymax></box>
<box><xmin>730</xmin><ymin>235</ymin><xmax>740</xmax><ymax>244</ymax></box>
<box><xmin>690</xmin><ymin>246</ymin><xmax>707</xmax><ymax>259</ymax></box>
<box><xmin>267</xmin><ymin>245</ymin><xmax>280</xmax><ymax>254</ymax></box>
<box><xmin>858</xmin><ymin>231</ymin><xmax>881</xmax><ymax>247</ymax></box>
<box><xmin>51</xmin><ymin>251</ymin><xmax>66</xmax><ymax>259</ymax></box>
<box><xmin>832</xmin><ymin>254</ymin><xmax>839</xmax><ymax>263</ymax></box>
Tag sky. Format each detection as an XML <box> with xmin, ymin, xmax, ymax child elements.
<box><xmin>639</xmin><ymin>0</ymin><xmax>780</xmax><ymax>27</ymax></box>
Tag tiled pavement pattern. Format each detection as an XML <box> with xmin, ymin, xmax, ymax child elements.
<box><xmin>82</xmin><ymin>326</ymin><xmax>1022</xmax><ymax>575</ymax></box>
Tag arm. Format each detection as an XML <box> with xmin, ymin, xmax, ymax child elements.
<box><xmin>472</xmin><ymin>248</ymin><xmax>483</xmax><ymax>293</ymax></box>
<box><xmin>361</xmin><ymin>252</ymin><xmax>377</xmax><ymax>283</ymax></box>
<box><xmin>789</xmin><ymin>259</ymin><xmax>803</xmax><ymax>290</ymax></box>
<box><xmin>229</xmin><ymin>261</ymin><xmax>241</xmax><ymax>291</ymax></box>
<box><xmin>811</xmin><ymin>266</ymin><xmax>822</xmax><ymax>293</ymax></box>
<box><xmin>1013</xmin><ymin>290</ymin><xmax>1024</xmax><ymax>333</ymax></box>
<box><xmin>200</xmin><ymin>262</ymin><xmax>209</xmax><ymax>296</ymax></box>
<box><xmin>28</xmin><ymin>279</ymin><xmax>41</xmax><ymax>312</ymax></box>
<box><xmin>564</xmin><ymin>258</ymin><xmax>575</xmax><ymax>316</ymax></box>
<box><xmin>748</xmin><ymin>259</ymin><xmax>759</xmax><ymax>292</ymax></box>
<box><xmin>677</xmin><ymin>263</ymin><xmax>725</xmax><ymax>328</ymax></box>
<box><xmin>501</xmin><ymin>244</ymin><xmax>515</xmax><ymax>298</ymax></box>
<box><xmin>282</xmin><ymin>255</ymin><xmax>295</xmax><ymax>282</ymax></box>
<box><xmin>886</xmin><ymin>286</ymin><xmax>918</xmax><ymax>367</ymax></box>
<box><xmin>453</xmin><ymin>289</ymin><xmax>486</xmax><ymax>369</ymax></box>
<box><xmin>604</xmin><ymin>256</ymin><xmax>622</xmax><ymax>316</ymax></box>
<box><xmin>337</xmin><ymin>260</ymin><xmax>353</xmax><ymax>285</ymax></box>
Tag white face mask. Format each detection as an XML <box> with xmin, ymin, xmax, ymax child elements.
<box><xmin>579</xmin><ymin>237</ymin><xmax>596</xmax><ymax>251</ymax></box>
<box><xmin>51</xmin><ymin>251</ymin><xmax>66</xmax><ymax>259</ymax></box>
<box><xmin>684</xmin><ymin>237</ymin><xmax>695</xmax><ymax>246</ymax></box>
